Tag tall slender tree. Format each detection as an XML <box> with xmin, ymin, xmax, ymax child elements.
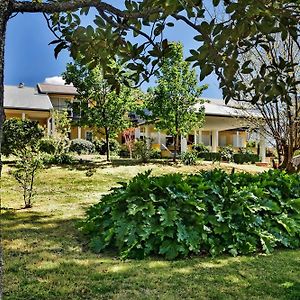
<box><xmin>145</xmin><ymin>43</ymin><xmax>207</xmax><ymax>161</ymax></box>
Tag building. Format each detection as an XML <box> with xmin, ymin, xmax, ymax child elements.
<box><xmin>4</xmin><ymin>84</ymin><xmax>53</xmax><ymax>133</ymax></box>
<box><xmin>3</xmin><ymin>83</ymin><xmax>267</xmax><ymax>161</ymax></box>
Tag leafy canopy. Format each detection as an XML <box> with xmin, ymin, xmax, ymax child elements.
<box><xmin>63</xmin><ymin>61</ymin><xmax>136</xmax><ymax>136</ymax></box>
<box><xmin>144</xmin><ymin>43</ymin><xmax>207</xmax><ymax>138</ymax></box>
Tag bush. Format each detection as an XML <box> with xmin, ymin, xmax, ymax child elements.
<box><xmin>79</xmin><ymin>169</ymin><xmax>300</xmax><ymax>260</ymax></box>
<box><xmin>192</xmin><ymin>143</ymin><xmax>209</xmax><ymax>153</ymax></box>
<box><xmin>181</xmin><ymin>151</ymin><xmax>197</xmax><ymax>165</ymax></box>
<box><xmin>197</xmin><ymin>152</ymin><xmax>221</xmax><ymax>161</ymax></box>
<box><xmin>246</xmin><ymin>140</ymin><xmax>256</xmax><ymax>148</ymax></box>
<box><xmin>238</xmin><ymin>147</ymin><xmax>254</xmax><ymax>155</ymax></box>
<box><xmin>38</xmin><ymin>138</ymin><xmax>57</xmax><ymax>154</ymax></box>
<box><xmin>133</xmin><ymin>140</ymin><xmax>151</xmax><ymax>162</ymax></box>
<box><xmin>42</xmin><ymin>153</ymin><xmax>74</xmax><ymax>165</ymax></box>
<box><xmin>70</xmin><ymin>139</ymin><xmax>95</xmax><ymax>155</ymax></box>
<box><xmin>233</xmin><ymin>153</ymin><xmax>260</xmax><ymax>164</ymax></box>
<box><xmin>219</xmin><ymin>146</ymin><xmax>234</xmax><ymax>162</ymax></box>
<box><xmin>150</xmin><ymin>148</ymin><xmax>162</xmax><ymax>159</ymax></box>
<box><xmin>3</xmin><ymin>118</ymin><xmax>44</xmax><ymax>156</ymax></box>
<box><xmin>93</xmin><ymin>138</ymin><xmax>120</xmax><ymax>155</ymax></box>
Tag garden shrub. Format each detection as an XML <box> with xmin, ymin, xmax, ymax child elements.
<box><xmin>38</xmin><ymin>138</ymin><xmax>57</xmax><ymax>154</ymax></box>
<box><xmin>181</xmin><ymin>151</ymin><xmax>197</xmax><ymax>165</ymax></box>
<box><xmin>150</xmin><ymin>148</ymin><xmax>162</xmax><ymax>159</ymax></box>
<box><xmin>233</xmin><ymin>153</ymin><xmax>260</xmax><ymax>164</ymax></box>
<box><xmin>93</xmin><ymin>138</ymin><xmax>120</xmax><ymax>155</ymax></box>
<box><xmin>3</xmin><ymin>118</ymin><xmax>44</xmax><ymax>156</ymax></box>
<box><xmin>133</xmin><ymin>140</ymin><xmax>151</xmax><ymax>162</ymax></box>
<box><xmin>42</xmin><ymin>153</ymin><xmax>74</xmax><ymax>165</ymax></box>
<box><xmin>70</xmin><ymin>138</ymin><xmax>95</xmax><ymax>154</ymax></box>
<box><xmin>219</xmin><ymin>146</ymin><xmax>234</xmax><ymax>162</ymax></box>
<box><xmin>192</xmin><ymin>143</ymin><xmax>209</xmax><ymax>153</ymax></box>
<box><xmin>197</xmin><ymin>152</ymin><xmax>221</xmax><ymax>161</ymax></box>
<box><xmin>79</xmin><ymin>169</ymin><xmax>300</xmax><ymax>260</ymax></box>
<box><xmin>119</xmin><ymin>145</ymin><xmax>130</xmax><ymax>158</ymax></box>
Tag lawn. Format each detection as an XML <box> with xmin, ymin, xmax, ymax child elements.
<box><xmin>1</xmin><ymin>158</ymin><xmax>300</xmax><ymax>300</ymax></box>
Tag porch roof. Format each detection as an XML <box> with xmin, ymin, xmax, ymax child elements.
<box><xmin>195</xmin><ymin>98</ymin><xmax>260</xmax><ymax>118</ymax></box>
<box><xmin>37</xmin><ymin>83</ymin><xmax>78</xmax><ymax>95</ymax></box>
<box><xmin>4</xmin><ymin>85</ymin><xmax>53</xmax><ymax>111</ymax></box>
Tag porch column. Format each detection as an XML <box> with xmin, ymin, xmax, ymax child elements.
<box><xmin>78</xmin><ymin>127</ymin><xmax>82</xmax><ymax>139</ymax></box>
<box><xmin>259</xmin><ymin>128</ymin><xmax>266</xmax><ymax>162</ymax></box>
<box><xmin>158</xmin><ymin>131</ymin><xmax>161</xmax><ymax>146</ymax></box>
<box><xmin>181</xmin><ymin>135</ymin><xmax>188</xmax><ymax>153</ymax></box>
<box><xmin>194</xmin><ymin>130</ymin><xmax>197</xmax><ymax>145</ymax></box>
<box><xmin>47</xmin><ymin>118</ymin><xmax>51</xmax><ymax>136</ymax></box>
<box><xmin>198</xmin><ymin>130</ymin><xmax>202</xmax><ymax>144</ymax></box>
<box><xmin>21</xmin><ymin>112</ymin><xmax>26</xmax><ymax>120</ymax></box>
<box><xmin>236</xmin><ymin>131</ymin><xmax>240</xmax><ymax>147</ymax></box>
<box><xmin>134</xmin><ymin>127</ymin><xmax>141</xmax><ymax>140</ymax></box>
<box><xmin>51</xmin><ymin>117</ymin><xmax>56</xmax><ymax>136</ymax></box>
<box><xmin>145</xmin><ymin>126</ymin><xmax>150</xmax><ymax>148</ymax></box>
<box><xmin>212</xmin><ymin>130</ymin><xmax>219</xmax><ymax>152</ymax></box>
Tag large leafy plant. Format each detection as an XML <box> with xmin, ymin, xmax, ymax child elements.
<box><xmin>80</xmin><ymin>169</ymin><xmax>300</xmax><ymax>260</ymax></box>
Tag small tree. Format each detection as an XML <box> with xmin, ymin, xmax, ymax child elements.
<box><xmin>145</xmin><ymin>43</ymin><xmax>207</xmax><ymax>161</ymax></box>
<box><xmin>63</xmin><ymin>62</ymin><xmax>135</xmax><ymax>161</ymax></box>
<box><xmin>10</xmin><ymin>147</ymin><xmax>43</xmax><ymax>208</ymax></box>
<box><xmin>3</xmin><ymin>118</ymin><xmax>44</xmax><ymax>156</ymax></box>
<box><xmin>122</xmin><ymin>128</ymin><xmax>135</xmax><ymax>159</ymax></box>
<box><xmin>51</xmin><ymin>110</ymin><xmax>72</xmax><ymax>157</ymax></box>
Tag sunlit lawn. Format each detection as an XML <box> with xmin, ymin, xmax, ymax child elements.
<box><xmin>2</xmin><ymin>158</ymin><xmax>300</xmax><ymax>299</ymax></box>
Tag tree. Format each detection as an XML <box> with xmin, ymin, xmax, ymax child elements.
<box><xmin>51</xmin><ymin>110</ymin><xmax>72</xmax><ymax>158</ymax></box>
<box><xmin>10</xmin><ymin>147</ymin><xmax>43</xmax><ymax>208</ymax></box>
<box><xmin>144</xmin><ymin>43</ymin><xmax>207</xmax><ymax>161</ymax></box>
<box><xmin>232</xmin><ymin>33</ymin><xmax>300</xmax><ymax>171</ymax></box>
<box><xmin>184</xmin><ymin>1</ymin><xmax>300</xmax><ymax>171</ymax></box>
<box><xmin>63</xmin><ymin>62</ymin><xmax>135</xmax><ymax>161</ymax></box>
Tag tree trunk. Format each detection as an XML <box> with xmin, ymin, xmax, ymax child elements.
<box><xmin>173</xmin><ymin>134</ymin><xmax>178</xmax><ymax>162</ymax></box>
<box><xmin>105</xmin><ymin>127</ymin><xmax>110</xmax><ymax>161</ymax></box>
<box><xmin>0</xmin><ymin>2</ymin><xmax>11</xmax><ymax>298</ymax></box>
<box><xmin>280</xmin><ymin>145</ymin><xmax>296</xmax><ymax>173</ymax></box>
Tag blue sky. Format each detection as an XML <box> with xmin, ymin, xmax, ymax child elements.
<box><xmin>4</xmin><ymin>11</ymin><xmax>222</xmax><ymax>98</ymax></box>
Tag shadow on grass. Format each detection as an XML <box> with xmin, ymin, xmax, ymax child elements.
<box><xmin>3</xmin><ymin>209</ymin><xmax>300</xmax><ymax>300</ymax></box>
<box><xmin>54</xmin><ymin>157</ymin><xmax>175</xmax><ymax>172</ymax></box>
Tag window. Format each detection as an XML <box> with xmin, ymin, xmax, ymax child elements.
<box><xmin>85</xmin><ymin>131</ymin><xmax>93</xmax><ymax>142</ymax></box>
<box><xmin>51</xmin><ymin>97</ymin><xmax>69</xmax><ymax>111</ymax></box>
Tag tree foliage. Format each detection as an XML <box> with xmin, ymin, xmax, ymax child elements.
<box><xmin>10</xmin><ymin>147</ymin><xmax>43</xmax><ymax>208</ymax></box>
<box><xmin>63</xmin><ymin>61</ymin><xmax>136</xmax><ymax>160</ymax></box>
<box><xmin>144</xmin><ymin>43</ymin><xmax>207</xmax><ymax>160</ymax></box>
<box><xmin>2</xmin><ymin>118</ymin><xmax>44</xmax><ymax>156</ymax></box>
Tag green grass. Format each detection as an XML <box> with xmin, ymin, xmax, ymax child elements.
<box><xmin>2</xmin><ymin>159</ymin><xmax>300</xmax><ymax>299</ymax></box>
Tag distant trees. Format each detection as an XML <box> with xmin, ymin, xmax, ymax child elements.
<box><xmin>63</xmin><ymin>62</ymin><xmax>135</xmax><ymax>161</ymax></box>
<box><xmin>144</xmin><ymin>43</ymin><xmax>207</xmax><ymax>161</ymax></box>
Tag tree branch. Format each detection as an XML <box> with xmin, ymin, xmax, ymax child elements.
<box><xmin>12</xmin><ymin>0</ymin><xmax>159</xmax><ymax>18</ymax></box>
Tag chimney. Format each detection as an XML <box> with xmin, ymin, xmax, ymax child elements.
<box><xmin>18</xmin><ymin>82</ymin><xmax>24</xmax><ymax>88</ymax></box>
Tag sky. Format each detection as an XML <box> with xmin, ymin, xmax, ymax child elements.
<box><xmin>4</xmin><ymin>10</ymin><xmax>222</xmax><ymax>99</ymax></box>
